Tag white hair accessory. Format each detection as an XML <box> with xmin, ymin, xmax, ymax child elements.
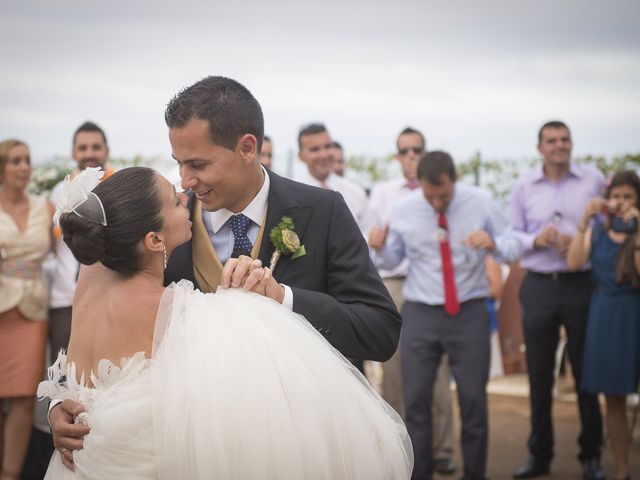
<box><xmin>53</xmin><ymin>167</ymin><xmax>107</xmax><ymax>226</ymax></box>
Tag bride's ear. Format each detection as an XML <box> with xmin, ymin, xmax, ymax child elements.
<box><xmin>144</xmin><ymin>231</ymin><xmax>164</xmax><ymax>254</ymax></box>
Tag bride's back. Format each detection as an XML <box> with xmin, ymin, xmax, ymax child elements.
<box><xmin>66</xmin><ymin>263</ymin><xmax>163</xmax><ymax>385</ymax></box>
<box><xmin>53</xmin><ymin>166</ymin><xmax>179</xmax><ymax>386</ymax></box>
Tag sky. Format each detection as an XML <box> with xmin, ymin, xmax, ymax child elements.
<box><xmin>1</xmin><ymin>0</ymin><xmax>639</xmax><ymax>179</ymax></box>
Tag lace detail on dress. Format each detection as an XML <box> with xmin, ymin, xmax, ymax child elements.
<box><xmin>38</xmin><ymin>351</ymin><xmax>150</xmax><ymax>426</ymax></box>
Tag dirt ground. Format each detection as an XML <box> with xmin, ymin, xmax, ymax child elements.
<box><xmin>435</xmin><ymin>393</ymin><xmax>640</xmax><ymax>480</ymax></box>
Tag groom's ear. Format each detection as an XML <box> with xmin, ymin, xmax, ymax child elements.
<box><xmin>144</xmin><ymin>232</ymin><xmax>164</xmax><ymax>254</ymax></box>
<box><xmin>236</xmin><ymin>134</ymin><xmax>257</xmax><ymax>163</ymax></box>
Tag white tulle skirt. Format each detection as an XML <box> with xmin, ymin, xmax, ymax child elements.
<box><xmin>40</xmin><ymin>281</ymin><xmax>413</xmax><ymax>479</ymax></box>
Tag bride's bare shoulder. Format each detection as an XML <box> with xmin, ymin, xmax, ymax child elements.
<box><xmin>75</xmin><ymin>265</ymin><xmax>165</xmax><ymax>323</ymax></box>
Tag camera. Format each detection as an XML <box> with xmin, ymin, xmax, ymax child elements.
<box><xmin>601</xmin><ymin>201</ymin><xmax>622</xmax><ymax>215</ymax></box>
<box><xmin>601</xmin><ymin>201</ymin><xmax>637</xmax><ymax>232</ymax></box>
<box><xmin>611</xmin><ymin>216</ymin><xmax>638</xmax><ymax>233</ymax></box>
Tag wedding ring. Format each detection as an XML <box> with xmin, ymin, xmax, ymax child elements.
<box><xmin>60</xmin><ymin>448</ymin><xmax>68</xmax><ymax>455</ymax></box>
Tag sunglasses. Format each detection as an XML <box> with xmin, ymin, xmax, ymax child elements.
<box><xmin>398</xmin><ymin>147</ymin><xmax>424</xmax><ymax>156</ymax></box>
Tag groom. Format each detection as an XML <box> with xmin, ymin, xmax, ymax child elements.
<box><xmin>163</xmin><ymin>76</ymin><xmax>401</xmax><ymax>361</ymax></box>
<box><xmin>49</xmin><ymin>76</ymin><xmax>401</xmax><ymax>463</ymax></box>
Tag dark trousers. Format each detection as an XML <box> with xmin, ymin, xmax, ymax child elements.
<box><xmin>520</xmin><ymin>271</ymin><xmax>603</xmax><ymax>463</ymax></box>
<box><xmin>21</xmin><ymin>429</ymin><xmax>54</xmax><ymax>480</ymax></box>
<box><xmin>402</xmin><ymin>299</ymin><xmax>490</xmax><ymax>480</ymax></box>
<box><xmin>48</xmin><ymin>307</ymin><xmax>72</xmax><ymax>365</ymax></box>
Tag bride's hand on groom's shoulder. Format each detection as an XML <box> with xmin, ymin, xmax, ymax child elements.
<box><xmin>221</xmin><ymin>256</ymin><xmax>285</xmax><ymax>304</ymax></box>
<box><xmin>49</xmin><ymin>399</ymin><xmax>91</xmax><ymax>471</ymax></box>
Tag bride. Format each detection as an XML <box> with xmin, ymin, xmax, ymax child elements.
<box><xmin>38</xmin><ymin>166</ymin><xmax>413</xmax><ymax>479</ymax></box>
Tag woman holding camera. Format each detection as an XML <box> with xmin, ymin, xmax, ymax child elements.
<box><xmin>567</xmin><ymin>170</ymin><xmax>640</xmax><ymax>480</ymax></box>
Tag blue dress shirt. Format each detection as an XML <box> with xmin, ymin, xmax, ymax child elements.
<box><xmin>373</xmin><ymin>183</ymin><xmax>522</xmax><ymax>306</ymax></box>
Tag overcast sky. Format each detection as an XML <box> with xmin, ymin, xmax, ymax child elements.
<box><xmin>1</xmin><ymin>0</ymin><xmax>638</xmax><ymax>178</ymax></box>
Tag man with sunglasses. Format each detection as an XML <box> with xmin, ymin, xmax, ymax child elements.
<box><xmin>365</xmin><ymin>127</ymin><xmax>456</xmax><ymax>475</ymax></box>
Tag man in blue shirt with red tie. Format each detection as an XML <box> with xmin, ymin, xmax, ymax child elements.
<box><xmin>372</xmin><ymin>151</ymin><xmax>522</xmax><ymax>480</ymax></box>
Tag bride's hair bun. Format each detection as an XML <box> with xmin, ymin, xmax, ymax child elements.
<box><xmin>59</xmin><ymin>212</ymin><xmax>107</xmax><ymax>265</ymax></box>
<box><xmin>57</xmin><ymin>167</ymin><xmax>165</xmax><ymax>277</ymax></box>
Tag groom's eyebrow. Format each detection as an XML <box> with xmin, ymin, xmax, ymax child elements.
<box><xmin>171</xmin><ymin>154</ymin><xmax>208</xmax><ymax>164</ymax></box>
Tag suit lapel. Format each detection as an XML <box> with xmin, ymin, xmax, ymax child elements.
<box><xmin>259</xmin><ymin>171</ymin><xmax>312</xmax><ymax>279</ymax></box>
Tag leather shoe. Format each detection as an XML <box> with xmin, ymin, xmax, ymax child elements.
<box><xmin>513</xmin><ymin>456</ymin><xmax>550</xmax><ymax>479</ymax></box>
<box><xmin>581</xmin><ymin>458</ymin><xmax>605</xmax><ymax>480</ymax></box>
<box><xmin>433</xmin><ymin>457</ymin><xmax>456</xmax><ymax>475</ymax></box>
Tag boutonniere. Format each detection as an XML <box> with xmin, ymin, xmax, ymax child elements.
<box><xmin>269</xmin><ymin>216</ymin><xmax>306</xmax><ymax>270</ymax></box>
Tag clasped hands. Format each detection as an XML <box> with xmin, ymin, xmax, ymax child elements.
<box><xmin>220</xmin><ymin>255</ymin><xmax>284</xmax><ymax>303</ymax></box>
<box><xmin>579</xmin><ymin>197</ymin><xmax>639</xmax><ymax>232</ymax></box>
<box><xmin>534</xmin><ymin>226</ymin><xmax>573</xmax><ymax>255</ymax></box>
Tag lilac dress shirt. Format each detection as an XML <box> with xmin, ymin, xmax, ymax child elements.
<box><xmin>509</xmin><ymin>163</ymin><xmax>604</xmax><ymax>273</ymax></box>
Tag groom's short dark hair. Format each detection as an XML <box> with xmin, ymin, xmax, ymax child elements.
<box><xmin>165</xmin><ymin>76</ymin><xmax>264</xmax><ymax>151</ymax></box>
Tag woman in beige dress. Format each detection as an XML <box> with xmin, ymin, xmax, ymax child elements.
<box><xmin>0</xmin><ymin>139</ymin><xmax>52</xmax><ymax>480</ymax></box>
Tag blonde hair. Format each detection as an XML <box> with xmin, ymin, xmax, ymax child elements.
<box><xmin>0</xmin><ymin>139</ymin><xmax>28</xmax><ymax>183</ymax></box>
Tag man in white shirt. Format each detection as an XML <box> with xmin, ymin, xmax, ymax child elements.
<box><xmin>49</xmin><ymin>122</ymin><xmax>113</xmax><ymax>365</ymax></box>
<box><xmin>260</xmin><ymin>135</ymin><xmax>273</xmax><ymax>169</ymax></box>
<box><xmin>332</xmin><ymin>141</ymin><xmax>345</xmax><ymax>177</ymax></box>
<box><xmin>296</xmin><ymin>123</ymin><xmax>367</xmax><ymax>232</ymax></box>
<box><xmin>366</xmin><ymin>127</ymin><xmax>456</xmax><ymax>475</ymax></box>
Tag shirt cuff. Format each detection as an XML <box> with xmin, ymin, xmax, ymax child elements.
<box><xmin>281</xmin><ymin>284</ymin><xmax>293</xmax><ymax>311</ymax></box>
<box><xmin>48</xmin><ymin>399</ymin><xmax>63</xmax><ymax>429</ymax></box>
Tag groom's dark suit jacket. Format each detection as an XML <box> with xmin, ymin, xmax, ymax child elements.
<box><xmin>164</xmin><ymin>169</ymin><xmax>401</xmax><ymax>361</ymax></box>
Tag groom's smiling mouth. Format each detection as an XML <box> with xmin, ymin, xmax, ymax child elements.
<box><xmin>194</xmin><ymin>188</ymin><xmax>213</xmax><ymax>199</ymax></box>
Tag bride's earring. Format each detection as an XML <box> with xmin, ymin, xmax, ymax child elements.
<box><xmin>163</xmin><ymin>244</ymin><xmax>167</xmax><ymax>270</ymax></box>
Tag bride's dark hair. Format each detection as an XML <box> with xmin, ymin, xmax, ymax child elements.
<box><xmin>59</xmin><ymin>166</ymin><xmax>164</xmax><ymax>277</ymax></box>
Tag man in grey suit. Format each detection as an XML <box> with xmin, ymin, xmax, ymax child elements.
<box><xmin>49</xmin><ymin>76</ymin><xmax>401</xmax><ymax>462</ymax></box>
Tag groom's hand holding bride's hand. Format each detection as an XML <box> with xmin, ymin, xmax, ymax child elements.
<box><xmin>220</xmin><ymin>256</ymin><xmax>285</xmax><ymax>303</ymax></box>
<box><xmin>49</xmin><ymin>399</ymin><xmax>91</xmax><ymax>471</ymax></box>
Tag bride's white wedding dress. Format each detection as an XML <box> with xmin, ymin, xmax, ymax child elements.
<box><xmin>39</xmin><ymin>281</ymin><xmax>413</xmax><ymax>479</ymax></box>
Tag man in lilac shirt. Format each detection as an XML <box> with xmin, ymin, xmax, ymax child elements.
<box><xmin>510</xmin><ymin>121</ymin><xmax>605</xmax><ymax>480</ymax></box>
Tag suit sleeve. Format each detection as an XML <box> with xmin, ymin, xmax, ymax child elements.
<box><xmin>290</xmin><ymin>193</ymin><xmax>401</xmax><ymax>362</ymax></box>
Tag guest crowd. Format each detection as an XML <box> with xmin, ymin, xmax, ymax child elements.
<box><xmin>1</xmin><ymin>118</ymin><xmax>639</xmax><ymax>480</ymax></box>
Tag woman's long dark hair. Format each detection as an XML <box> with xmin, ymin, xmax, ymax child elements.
<box><xmin>605</xmin><ymin>170</ymin><xmax>640</xmax><ymax>287</ymax></box>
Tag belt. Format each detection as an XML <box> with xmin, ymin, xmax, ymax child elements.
<box><xmin>528</xmin><ymin>270</ymin><xmax>591</xmax><ymax>281</ymax></box>
<box><xmin>0</xmin><ymin>259</ymin><xmax>42</xmax><ymax>280</ymax></box>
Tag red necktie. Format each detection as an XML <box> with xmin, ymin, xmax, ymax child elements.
<box><xmin>438</xmin><ymin>212</ymin><xmax>460</xmax><ymax>316</ymax></box>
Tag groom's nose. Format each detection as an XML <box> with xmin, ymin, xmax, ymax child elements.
<box><xmin>181</xmin><ymin>171</ymin><xmax>197</xmax><ymax>191</ymax></box>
